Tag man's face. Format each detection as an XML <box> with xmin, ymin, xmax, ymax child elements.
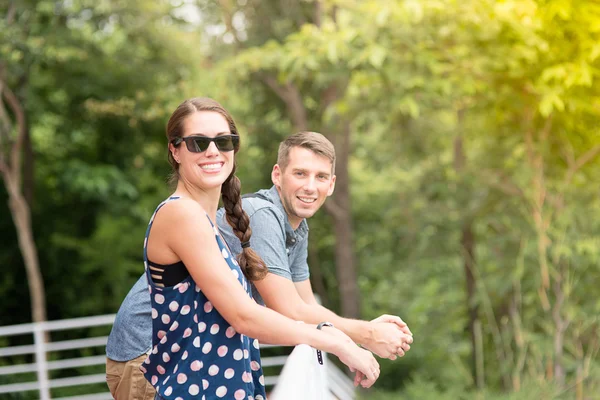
<box><xmin>272</xmin><ymin>147</ymin><xmax>336</xmax><ymax>229</ymax></box>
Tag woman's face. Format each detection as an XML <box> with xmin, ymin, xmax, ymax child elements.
<box><xmin>171</xmin><ymin>111</ymin><xmax>235</xmax><ymax>190</ymax></box>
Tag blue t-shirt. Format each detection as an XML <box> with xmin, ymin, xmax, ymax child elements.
<box><xmin>106</xmin><ymin>186</ymin><xmax>310</xmax><ymax>362</ymax></box>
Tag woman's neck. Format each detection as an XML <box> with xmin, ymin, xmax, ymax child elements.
<box><xmin>173</xmin><ymin>180</ymin><xmax>220</xmax><ymax>221</ymax></box>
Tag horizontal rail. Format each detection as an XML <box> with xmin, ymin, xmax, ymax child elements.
<box><xmin>260</xmin><ymin>355</ymin><xmax>288</xmax><ymax>367</ymax></box>
<box><xmin>0</xmin><ymin>337</ymin><xmax>108</xmax><ymax>357</ymax></box>
<box><xmin>0</xmin><ymin>315</ymin><xmax>115</xmax><ymax>337</ymax></box>
<box><xmin>0</xmin><ymin>355</ymin><xmax>107</xmax><ymax>376</ymax></box>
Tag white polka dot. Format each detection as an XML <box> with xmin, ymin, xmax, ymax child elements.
<box><xmin>253</xmin><ymin>339</ymin><xmax>260</xmax><ymax>349</ymax></box>
<box><xmin>193</xmin><ymin>336</ymin><xmax>201</xmax><ymax>348</ymax></box>
<box><xmin>244</xmin><ymin>349</ymin><xmax>249</xmax><ymax>359</ymax></box>
<box><xmin>193</xmin><ymin>314</ymin><xmax>198</xmax><ymax>323</ymax></box>
<box><xmin>160</xmin><ymin>334</ymin><xmax>168</xmax><ymax>344</ymax></box>
<box><xmin>162</xmin><ymin>353</ymin><xmax>170</xmax><ymax>363</ymax></box>
<box><xmin>231</xmin><ymin>269</ymin><xmax>239</xmax><ymax>279</ymax></box>
<box><xmin>181</xmin><ymin>305</ymin><xmax>191</xmax><ymax>315</ymax></box>
<box><xmin>164</xmin><ymin>387</ymin><xmax>173</xmax><ymax>396</ymax></box>
<box><xmin>152</xmin><ymin>347</ymin><xmax>158</xmax><ymax>354</ymax></box>
<box><xmin>233</xmin><ymin>349</ymin><xmax>243</xmax><ymax>360</ymax></box>
<box><xmin>171</xmin><ymin>343</ymin><xmax>180</xmax><ymax>353</ymax></box>
<box><xmin>169</xmin><ymin>301</ymin><xmax>179</xmax><ymax>312</ymax></box>
<box><xmin>177</xmin><ymin>373</ymin><xmax>187</xmax><ymax>384</ymax></box>
<box><xmin>242</xmin><ymin>371</ymin><xmax>252</xmax><ymax>383</ymax></box>
<box><xmin>221</xmin><ymin>248</ymin><xmax>229</xmax><ymax>258</ymax></box>
<box><xmin>204</xmin><ymin>301</ymin><xmax>213</xmax><ymax>313</ymax></box>
<box><xmin>234</xmin><ymin>389</ymin><xmax>246</xmax><ymax>400</ymax></box>
<box><xmin>195</xmin><ymin>285</ymin><xmax>201</xmax><ymax>292</ymax></box>
<box><xmin>202</xmin><ymin>379</ymin><xmax>209</xmax><ymax>390</ymax></box>
<box><xmin>182</xmin><ymin>350</ymin><xmax>188</xmax><ymax>360</ymax></box>
<box><xmin>163</xmin><ymin>375</ymin><xmax>169</xmax><ymax>385</ymax></box>
<box><xmin>183</xmin><ymin>328</ymin><xmax>192</xmax><ymax>338</ymax></box>
<box><xmin>155</xmin><ymin>294</ymin><xmax>165</xmax><ymax>304</ymax></box>
<box><xmin>198</xmin><ymin>322</ymin><xmax>207</xmax><ymax>332</ymax></box>
<box><xmin>189</xmin><ymin>384</ymin><xmax>200</xmax><ymax>395</ymax></box>
<box><xmin>202</xmin><ymin>342</ymin><xmax>212</xmax><ymax>354</ymax></box>
<box><xmin>259</xmin><ymin>375</ymin><xmax>265</xmax><ymax>386</ymax></box>
<box><xmin>157</xmin><ymin>365</ymin><xmax>166</xmax><ymax>375</ymax></box>
<box><xmin>208</xmin><ymin>364</ymin><xmax>219</xmax><ymax>376</ymax></box>
<box><xmin>210</xmin><ymin>324</ymin><xmax>220</xmax><ymax>335</ymax></box>
<box><xmin>148</xmin><ymin>285</ymin><xmax>152</xmax><ymax>294</ymax></box>
<box><xmin>173</xmin><ymin>364</ymin><xmax>178</xmax><ymax>373</ymax></box>
<box><xmin>178</xmin><ymin>282</ymin><xmax>189</xmax><ymax>293</ymax></box>
<box><xmin>157</xmin><ymin>330</ymin><xmax>166</xmax><ymax>340</ymax></box>
<box><xmin>216</xmin><ymin>386</ymin><xmax>227</xmax><ymax>397</ymax></box>
<box><xmin>151</xmin><ymin>308</ymin><xmax>158</xmax><ymax>319</ymax></box>
<box><xmin>194</xmin><ymin>300</ymin><xmax>198</xmax><ymax>309</ymax></box>
<box><xmin>225</xmin><ymin>326</ymin><xmax>236</xmax><ymax>338</ymax></box>
<box><xmin>217</xmin><ymin>345</ymin><xmax>228</xmax><ymax>357</ymax></box>
<box><xmin>190</xmin><ymin>360</ymin><xmax>203</xmax><ymax>371</ymax></box>
<box><xmin>256</xmin><ymin>395</ymin><xmax>264</xmax><ymax>400</ymax></box>
<box><xmin>224</xmin><ymin>368</ymin><xmax>235</xmax><ymax>379</ymax></box>
<box><xmin>251</xmin><ymin>361</ymin><xmax>261</xmax><ymax>371</ymax></box>
<box><xmin>151</xmin><ymin>375</ymin><xmax>158</xmax><ymax>385</ymax></box>
<box><xmin>169</xmin><ymin>321</ymin><xmax>179</xmax><ymax>331</ymax></box>
<box><xmin>161</xmin><ymin>314</ymin><xmax>170</xmax><ymax>324</ymax></box>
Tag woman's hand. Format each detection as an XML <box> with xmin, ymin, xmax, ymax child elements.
<box><xmin>323</xmin><ymin>327</ymin><xmax>380</xmax><ymax>388</ymax></box>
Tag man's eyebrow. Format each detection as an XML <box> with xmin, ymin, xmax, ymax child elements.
<box><xmin>291</xmin><ymin>167</ymin><xmax>330</xmax><ymax>177</ymax></box>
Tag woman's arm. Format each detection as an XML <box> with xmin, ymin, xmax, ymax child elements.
<box><xmin>156</xmin><ymin>199</ymin><xmax>380</xmax><ymax>387</ymax></box>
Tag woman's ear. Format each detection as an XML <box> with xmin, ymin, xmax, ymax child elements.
<box><xmin>169</xmin><ymin>143</ymin><xmax>180</xmax><ymax>163</ymax></box>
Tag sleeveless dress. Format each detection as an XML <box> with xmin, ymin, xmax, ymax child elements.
<box><xmin>141</xmin><ymin>197</ymin><xmax>267</xmax><ymax>400</ymax></box>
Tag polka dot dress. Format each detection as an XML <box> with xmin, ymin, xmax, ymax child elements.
<box><xmin>141</xmin><ymin>197</ymin><xmax>267</xmax><ymax>399</ymax></box>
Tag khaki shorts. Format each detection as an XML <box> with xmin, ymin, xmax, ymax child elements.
<box><xmin>106</xmin><ymin>354</ymin><xmax>155</xmax><ymax>400</ymax></box>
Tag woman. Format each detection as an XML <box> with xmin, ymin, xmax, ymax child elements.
<box><xmin>141</xmin><ymin>97</ymin><xmax>379</xmax><ymax>399</ymax></box>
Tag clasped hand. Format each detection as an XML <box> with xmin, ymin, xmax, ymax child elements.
<box><xmin>363</xmin><ymin>314</ymin><xmax>413</xmax><ymax>360</ymax></box>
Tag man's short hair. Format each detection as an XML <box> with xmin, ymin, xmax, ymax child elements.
<box><xmin>277</xmin><ymin>131</ymin><xmax>336</xmax><ymax>174</ymax></box>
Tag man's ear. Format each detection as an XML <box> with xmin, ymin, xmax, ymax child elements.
<box><xmin>327</xmin><ymin>175</ymin><xmax>336</xmax><ymax>196</ymax></box>
<box><xmin>272</xmin><ymin>164</ymin><xmax>282</xmax><ymax>187</ymax></box>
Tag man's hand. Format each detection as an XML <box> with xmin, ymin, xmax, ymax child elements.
<box><xmin>362</xmin><ymin>315</ymin><xmax>413</xmax><ymax>360</ymax></box>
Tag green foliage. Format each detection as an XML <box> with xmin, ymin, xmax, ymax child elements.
<box><xmin>1</xmin><ymin>0</ymin><xmax>599</xmax><ymax>397</ymax></box>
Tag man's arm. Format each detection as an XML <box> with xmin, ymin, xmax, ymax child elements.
<box><xmin>255</xmin><ymin>275</ymin><xmax>413</xmax><ymax>359</ymax></box>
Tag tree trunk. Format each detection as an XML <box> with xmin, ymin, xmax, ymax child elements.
<box><xmin>4</xmin><ymin>172</ymin><xmax>47</xmax><ymax>323</ymax></box>
<box><xmin>0</xmin><ymin>79</ymin><xmax>47</xmax><ymax>325</ymax></box>
<box><xmin>327</xmin><ymin>120</ymin><xmax>360</xmax><ymax>318</ymax></box>
<box><xmin>454</xmin><ymin>109</ymin><xmax>480</xmax><ymax>388</ymax></box>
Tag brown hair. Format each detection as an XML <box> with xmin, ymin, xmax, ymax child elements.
<box><xmin>166</xmin><ymin>97</ymin><xmax>267</xmax><ymax>281</ymax></box>
<box><xmin>277</xmin><ymin>131</ymin><xmax>336</xmax><ymax>174</ymax></box>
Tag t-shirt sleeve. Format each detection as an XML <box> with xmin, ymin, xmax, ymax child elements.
<box><xmin>289</xmin><ymin>236</ymin><xmax>310</xmax><ymax>282</ymax></box>
<box><xmin>218</xmin><ymin>207</ymin><xmax>292</xmax><ymax>280</ymax></box>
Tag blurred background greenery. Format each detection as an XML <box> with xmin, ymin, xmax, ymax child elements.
<box><xmin>1</xmin><ymin>0</ymin><xmax>599</xmax><ymax>398</ymax></box>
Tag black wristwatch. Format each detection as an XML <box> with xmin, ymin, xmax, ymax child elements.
<box><xmin>317</xmin><ymin>321</ymin><xmax>334</xmax><ymax>330</ymax></box>
<box><xmin>316</xmin><ymin>322</ymin><xmax>334</xmax><ymax>365</ymax></box>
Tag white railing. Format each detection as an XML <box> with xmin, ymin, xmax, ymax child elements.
<box><xmin>0</xmin><ymin>314</ymin><xmax>354</xmax><ymax>399</ymax></box>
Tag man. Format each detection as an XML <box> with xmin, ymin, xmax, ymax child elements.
<box><xmin>106</xmin><ymin>131</ymin><xmax>413</xmax><ymax>399</ymax></box>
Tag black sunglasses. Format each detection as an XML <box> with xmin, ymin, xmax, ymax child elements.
<box><xmin>171</xmin><ymin>135</ymin><xmax>240</xmax><ymax>153</ymax></box>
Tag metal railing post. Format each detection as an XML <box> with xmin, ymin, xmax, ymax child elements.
<box><xmin>33</xmin><ymin>323</ymin><xmax>51</xmax><ymax>400</ymax></box>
